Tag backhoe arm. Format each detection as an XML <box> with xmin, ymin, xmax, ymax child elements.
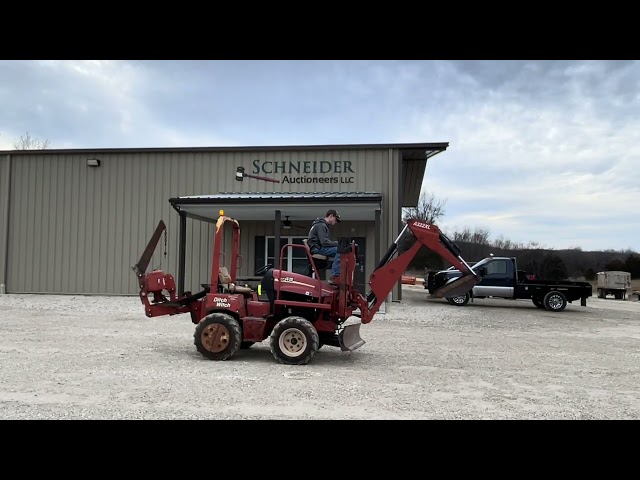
<box><xmin>357</xmin><ymin>219</ymin><xmax>481</xmax><ymax>323</ymax></box>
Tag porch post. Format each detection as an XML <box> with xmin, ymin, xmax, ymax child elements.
<box><xmin>178</xmin><ymin>211</ymin><xmax>187</xmax><ymax>296</ymax></box>
<box><xmin>374</xmin><ymin>208</ymin><xmax>381</xmax><ymax>268</ymax></box>
<box><xmin>274</xmin><ymin>210</ymin><xmax>281</xmax><ymax>270</ymax></box>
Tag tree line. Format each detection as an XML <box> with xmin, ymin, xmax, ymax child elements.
<box><xmin>402</xmin><ymin>193</ymin><xmax>640</xmax><ymax>281</ymax></box>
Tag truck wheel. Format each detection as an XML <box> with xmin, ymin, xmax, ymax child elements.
<box><xmin>543</xmin><ymin>291</ymin><xmax>567</xmax><ymax>312</ymax></box>
<box><xmin>532</xmin><ymin>296</ymin><xmax>545</xmax><ymax>309</ymax></box>
<box><xmin>270</xmin><ymin>316</ymin><xmax>319</xmax><ymax>365</ymax></box>
<box><xmin>447</xmin><ymin>292</ymin><xmax>470</xmax><ymax>306</ymax></box>
<box><xmin>193</xmin><ymin>312</ymin><xmax>242</xmax><ymax>360</ymax></box>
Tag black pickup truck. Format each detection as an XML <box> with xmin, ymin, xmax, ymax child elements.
<box><xmin>424</xmin><ymin>255</ymin><xmax>592</xmax><ymax>312</ymax></box>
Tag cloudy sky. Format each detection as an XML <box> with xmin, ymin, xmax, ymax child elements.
<box><xmin>1</xmin><ymin>60</ymin><xmax>638</xmax><ymax>252</ymax></box>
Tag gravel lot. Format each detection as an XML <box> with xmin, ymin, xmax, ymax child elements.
<box><xmin>1</xmin><ymin>286</ymin><xmax>639</xmax><ymax>419</ymax></box>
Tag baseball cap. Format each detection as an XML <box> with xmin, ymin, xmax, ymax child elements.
<box><xmin>326</xmin><ymin>209</ymin><xmax>341</xmax><ymax>222</ymax></box>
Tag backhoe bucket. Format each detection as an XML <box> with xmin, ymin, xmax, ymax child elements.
<box><xmin>429</xmin><ymin>273</ymin><xmax>480</xmax><ymax>299</ymax></box>
<box><xmin>338</xmin><ymin>323</ymin><xmax>366</xmax><ymax>352</ymax></box>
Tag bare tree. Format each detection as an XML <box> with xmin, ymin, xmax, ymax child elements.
<box><xmin>403</xmin><ymin>192</ymin><xmax>447</xmax><ymax>224</ymax></box>
<box><xmin>471</xmin><ymin>227</ymin><xmax>491</xmax><ymax>246</ymax></box>
<box><xmin>400</xmin><ymin>192</ymin><xmax>447</xmax><ymax>268</ymax></box>
<box><xmin>448</xmin><ymin>226</ymin><xmax>492</xmax><ymax>260</ymax></box>
<box><xmin>451</xmin><ymin>226</ymin><xmax>490</xmax><ymax>245</ymax></box>
<box><xmin>494</xmin><ymin>235</ymin><xmax>513</xmax><ymax>251</ymax></box>
<box><xmin>13</xmin><ymin>131</ymin><xmax>50</xmax><ymax>150</ymax></box>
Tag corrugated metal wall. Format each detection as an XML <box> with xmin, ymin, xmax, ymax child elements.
<box><xmin>5</xmin><ymin>149</ymin><xmax>395</xmax><ymax>294</ymax></box>
<box><xmin>5</xmin><ymin>152</ymin><xmax>197</xmax><ymax>294</ymax></box>
<box><xmin>0</xmin><ymin>155</ymin><xmax>9</xmax><ymax>290</ymax></box>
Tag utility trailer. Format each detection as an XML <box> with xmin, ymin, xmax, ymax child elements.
<box><xmin>596</xmin><ymin>271</ymin><xmax>631</xmax><ymax>300</ymax></box>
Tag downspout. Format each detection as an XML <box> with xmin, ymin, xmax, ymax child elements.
<box><xmin>1</xmin><ymin>154</ymin><xmax>11</xmax><ymax>294</ymax></box>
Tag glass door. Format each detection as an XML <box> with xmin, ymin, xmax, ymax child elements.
<box><xmin>266</xmin><ymin>236</ymin><xmax>308</xmax><ymax>274</ymax></box>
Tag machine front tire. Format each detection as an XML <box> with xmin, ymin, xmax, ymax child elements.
<box><xmin>543</xmin><ymin>291</ymin><xmax>568</xmax><ymax>312</ymax></box>
<box><xmin>270</xmin><ymin>316</ymin><xmax>319</xmax><ymax>365</ymax></box>
<box><xmin>194</xmin><ymin>312</ymin><xmax>242</xmax><ymax>360</ymax></box>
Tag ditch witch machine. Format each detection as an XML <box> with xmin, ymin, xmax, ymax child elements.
<box><xmin>132</xmin><ymin>212</ymin><xmax>481</xmax><ymax>366</ymax></box>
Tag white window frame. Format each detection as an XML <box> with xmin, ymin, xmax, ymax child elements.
<box><xmin>266</xmin><ymin>236</ymin><xmax>307</xmax><ymax>272</ymax></box>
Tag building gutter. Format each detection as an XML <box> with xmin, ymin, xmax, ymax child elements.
<box><xmin>1</xmin><ymin>154</ymin><xmax>11</xmax><ymax>294</ymax></box>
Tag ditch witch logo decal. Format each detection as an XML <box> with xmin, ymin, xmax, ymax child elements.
<box><xmin>235</xmin><ymin>160</ymin><xmax>356</xmax><ymax>185</ymax></box>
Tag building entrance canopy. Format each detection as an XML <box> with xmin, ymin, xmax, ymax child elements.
<box><xmin>168</xmin><ymin>192</ymin><xmax>383</xmax><ymax>295</ymax></box>
<box><xmin>169</xmin><ymin>192</ymin><xmax>383</xmax><ymax>222</ymax></box>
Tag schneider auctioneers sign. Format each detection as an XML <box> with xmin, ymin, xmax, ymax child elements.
<box><xmin>248</xmin><ymin>159</ymin><xmax>356</xmax><ymax>184</ymax></box>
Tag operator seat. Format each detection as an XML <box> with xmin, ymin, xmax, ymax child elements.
<box><xmin>218</xmin><ymin>266</ymin><xmax>253</xmax><ymax>294</ymax></box>
<box><xmin>302</xmin><ymin>239</ymin><xmax>333</xmax><ymax>278</ymax></box>
<box><xmin>302</xmin><ymin>239</ymin><xmax>328</xmax><ymax>260</ymax></box>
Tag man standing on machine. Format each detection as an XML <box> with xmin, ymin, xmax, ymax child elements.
<box><xmin>307</xmin><ymin>209</ymin><xmax>341</xmax><ymax>283</ymax></box>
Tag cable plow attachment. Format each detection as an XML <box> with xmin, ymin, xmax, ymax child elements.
<box><xmin>132</xmin><ymin>220</ymin><xmax>205</xmax><ymax>322</ymax></box>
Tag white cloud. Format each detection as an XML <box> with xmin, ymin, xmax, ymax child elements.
<box><xmin>0</xmin><ymin>60</ymin><xmax>638</xmax><ymax>251</ymax></box>
<box><xmin>0</xmin><ymin>131</ymin><xmax>14</xmax><ymax>150</ymax></box>
<box><xmin>399</xmin><ymin>62</ymin><xmax>640</xmax><ymax>251</ymax></box>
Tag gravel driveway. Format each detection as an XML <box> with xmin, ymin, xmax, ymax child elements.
<box><xmin>1</xmin><ymin>287</ymin><xmax>639</xmax><ymax>419</ymax></box>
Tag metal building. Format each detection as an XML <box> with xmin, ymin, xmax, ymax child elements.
<box><xmin>0</xmin><ymin>142</ymin><xmax>448</xmax><ymax>302</ymax></box>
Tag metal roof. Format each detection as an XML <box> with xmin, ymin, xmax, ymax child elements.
<box><xmin>170</xmin><ymin>192</ymin><xmax>382</xmax><ymax>205</ymax></box>
<box><xmin>0</xmin><ymin>142</ymin><xmax>448</xmax><ymax>159</ymax></box>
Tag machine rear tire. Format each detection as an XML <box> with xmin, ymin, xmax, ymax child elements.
<box><xmin>270</xmin><ymin>316</ymin><xmax>319</xmax><ymax>365</ymax></box>
<box><xmin>543</xmin><ymin>291</ymin><xmax>567</xmax><ymax>312</ymax></box>
<box><xmin>194</xmin><ymin>312</ymin><xmax>242</xmax><ymax>360</ymax></box>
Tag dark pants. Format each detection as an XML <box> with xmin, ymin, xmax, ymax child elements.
<box><xmin>313</xmin><ymin>246</ymin><xmax>340</xmax><ymax>277</ymax></box>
